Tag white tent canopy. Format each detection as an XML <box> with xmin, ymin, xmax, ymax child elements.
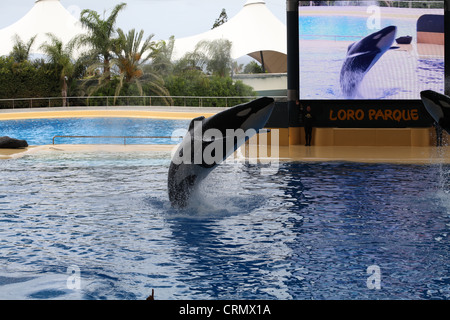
<box><xmin>172</xmin><ymin>0</ymin><xmax>287</xmax><ymax>73</ymax></box>
<box><xmin>0</xmin><ymin>0</ymin><xmax>86</xmax><ymax>57</ymax></box>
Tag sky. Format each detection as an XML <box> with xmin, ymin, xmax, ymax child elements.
<box><xmin>0</xmin><ymin>0</ymin><xmax>286</xmax><ymax>41</ymax></box>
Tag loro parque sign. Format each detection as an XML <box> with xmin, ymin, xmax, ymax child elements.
<box><xmin>300</xmin><ymin>101</ymin><xmax>434</xmax><ymax>128</ymax></box>
<box><xmin>329</xmin><ymin>107</ymin><xmax>419</xmax><ymax>122</ymax></box>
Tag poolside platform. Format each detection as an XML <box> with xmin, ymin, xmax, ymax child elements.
<box><xmin>0</xmin><ymin>106</ymin><xmax>223</xmax><ymax>121</ymax></box>
<box><xmin>3</xmin><ymin>144</ymin><xmax>450</xmax><ymax>165</ymax></box>
<box><xmin>0</xmin><ymin>144</ymin><xmax>174</xmax><ymax>160</ymax></box>
<box><xmin>284</xmin><ymin>145</ymin><xmax>450</xmax><ymax>164</ymax></box>
<box><xmin>1</xmin><ymin>106</ymin><xmax>448</xmax><ymax>164</ymax></box>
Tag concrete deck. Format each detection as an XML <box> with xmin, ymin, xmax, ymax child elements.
<box><xmin>1</xmin><ymin>107</ymin><xmax>449</xmax><ymax>164</ymax></box>
<box><xmin>2</xmin><ymin>144</ymin><xmax>450</xmax><ymax>164</ymax></box>
<box><xmin>0</xmin><ymin>106</ymin><xmax>223</xmax><ymax>120</ymax></box>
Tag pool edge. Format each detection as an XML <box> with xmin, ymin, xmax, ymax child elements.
<box><xmin>3</xmin><ymin>145</ymin><xmax>450</xmax><ymax>164</ymax></box>
<box><xmin>0</xmin><ymin>109</ymin><xmax>217</xmax><ymax>121</ymax></box>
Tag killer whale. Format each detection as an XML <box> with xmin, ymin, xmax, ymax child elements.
<box><xmin>420</xmin><ymin>90</ymin><xmax>450</xmax><ymax>134</ymax></box>
<box><xmin>168</xmin><ymin>97</ymin><xmax>275</xmax><ymax>208</ymax></box>
<box><xmin>340</xmin><ymin>25</ymin><xmax>397</xmax><ymax>98</ymax></box>
<box><xmin>0</xmin><ymin>136</ymin><xmax>28</xmax><ymax>149</ymax></box>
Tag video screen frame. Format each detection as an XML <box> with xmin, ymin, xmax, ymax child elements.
<box><xmin>298</xmin><ymin>0</ymin><xmax>445</xmax><ymax>100</ymax></box>
<box><xmin>290</xmin><ymin>0</ymin><xmax>449</xmax><ymax>128</ymax></box>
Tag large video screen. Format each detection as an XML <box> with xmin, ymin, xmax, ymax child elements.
<box><xmin>299</xmin><ymin>1</ymin><xmax>445</xmax><ymax>100</ymax></box>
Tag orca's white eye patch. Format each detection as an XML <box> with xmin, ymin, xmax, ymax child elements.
<box><xmin>237</xmin><ymin>108</ymin><xmax>251</xmax><ymax>117</ymax></box>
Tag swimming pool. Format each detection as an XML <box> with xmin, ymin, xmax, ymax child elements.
<box><xmin>0</xmin><ymin>118</ymin><xmax>190</xmax><ymax>145</ymax></box>
<box><xmin>1</xmin><ymin>151</ymin><xmax>449</xmax><ymax>300</ymax></box>
<box><xmin>299</xmin><ymin>15</ymin><xmax>416</xmax><ymax>41</ymax></box>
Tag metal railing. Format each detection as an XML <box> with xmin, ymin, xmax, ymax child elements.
<box><xmin>0</xmin><ymin>95</ymin><xmax>286</xmax><ymax>110</ymax></box>
<box><xmin>52</xmin><ymin>135</ymin><xmax>183</xmax><ymax>145</ymax></box>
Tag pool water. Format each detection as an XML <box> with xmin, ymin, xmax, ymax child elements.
<box><xmin>0</xmin><ymin>118</ymin><xmax>190</xmax><ymax>145</ymax></box>
<box><xmin>1</xmin><ymin>152</ymin><xmax>449</xmax><ymax>300</ymax></box>
<box><xmin>299</xmin><ymin>16</ymin><xmax>416</xmax><ymax>41</ymax></box>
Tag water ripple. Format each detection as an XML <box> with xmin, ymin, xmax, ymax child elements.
<box><xmin>1</xmin><ymin>154</ymin><xmax>449</xmax><ymax>299</ymax></box>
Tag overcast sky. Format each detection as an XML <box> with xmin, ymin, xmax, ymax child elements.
<box><xmin>0</xmin><ymin>0</ymin><xmax>286</xmax><ymax>40</ymax></box>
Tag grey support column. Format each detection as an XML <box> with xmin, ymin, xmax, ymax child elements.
<box><xmin>287</xmin><ymin>0</ymin><xmax>300</xmax><ymax>128</ymax></box>
<box><xmin>445</xmin><ymin>0</ymin><xmax>450</xmax><ymax>95</ymax></box>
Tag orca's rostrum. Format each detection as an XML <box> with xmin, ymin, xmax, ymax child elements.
<box><xmin>168</xmin><ymin>97</ymin><xmax>275</xmax><ymax>208</ymax></box>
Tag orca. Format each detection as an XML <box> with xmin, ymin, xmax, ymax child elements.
<box><xmin>168</xmin><ymin>97</ymin><xmax>275</xmax><ymax>208</ymax></box>
<box><xmin>420</xmin><ymin>90</ymin><xmax>450</xmax><ymax>134</ymax></box>
<box><xmin>0</xmin><ymin>136</ymin><xmax>28</xmax><ymax>149</ymax></box>
<box><xmin>340</xmin><ymin>26</ymin><xmax>397</xmax><ymax>98</ymax></box>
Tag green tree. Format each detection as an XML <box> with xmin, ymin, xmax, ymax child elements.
<box><xmin>195</xmin><ymin>39</ymin><xmax>233</xmax><ymax>77</ymax></box>
<box><xmin>77</xmin><ymin>2</ymin><xmax>127</xmax><ymax>83</ymax></box>
<box><xmin>40</xmin><ymin>34</ymin><xmax>78</xmax><ymax>107</ymax></box>
<box><xmin>243</xmin><ymin>60</ymin><xmax>264</xmax><ymax>74</ymax></box>
<box><xmin>10</xmin><ymin>34</ymin><xmax>37</xmax><ymax>63</ymax></box>
<box><xmin>212</xmin><ymin>9</ymin><xmax>228</xmax><ymax>29</ymax></box>
<box><xmin>0</xmin><ymin>57</ymin><xmax>60</xmax><ymax>104</ymax></box>
<box><xmin>164</xmin><ymin>71</ymin><xmax>255</xmax><ymax>107</ymax></box>
<box><xmin>174</xmin><ymin>49</ymin><xmax>208</xmax><ymax>74</ymax></box>
<box><xmin>147</xmin><ymin>36</ymin><xmax>175</xmax><ymax>77</ymax></box>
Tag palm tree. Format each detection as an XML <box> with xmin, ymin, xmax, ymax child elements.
<box><xmin>77</xmin><ymin>2</ymin><xmax>127</xmax><ymax>83</ymax></box>
<box><xmin>175</xmin><ymin>49</ymin><xmax>208</xmax><ymax>74</ymax></box>
<box><xmin>111</xmin><ymin>28</ymin><xmax>171</xmax><ymax>104</ymax></box>
<box><xmin>231</xmin><ymin>61</ymin><xmax>243</xmax><ymax>77</ymax></box>
<box><xmin>10</xmin><ymin>34</ymin><xmax>37</xmax><ymax>63</ymax></box>
<box><xmin>149</xmin><ymin>36</ymin><xmax>175</xmax><ymax>77</ymax></box>
<box><xmin>40</xmin><ymin>33</ymin><xmax>77</xmax><ymax>107</ymax></box>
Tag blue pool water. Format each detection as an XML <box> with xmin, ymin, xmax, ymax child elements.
<box><xmin>299</xmin><ymin>16</ymin><xmax>415</xmax><ymax>41</ymax></box>
<box><xmin>1</xmin><ymin>152</ymin><xmax>449</xmax><ymax>300</ymax></box>
<box><xmin>0</xmin><ymin>118</ymin><xmax>190</xmax><ymax>145</ymax></box>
